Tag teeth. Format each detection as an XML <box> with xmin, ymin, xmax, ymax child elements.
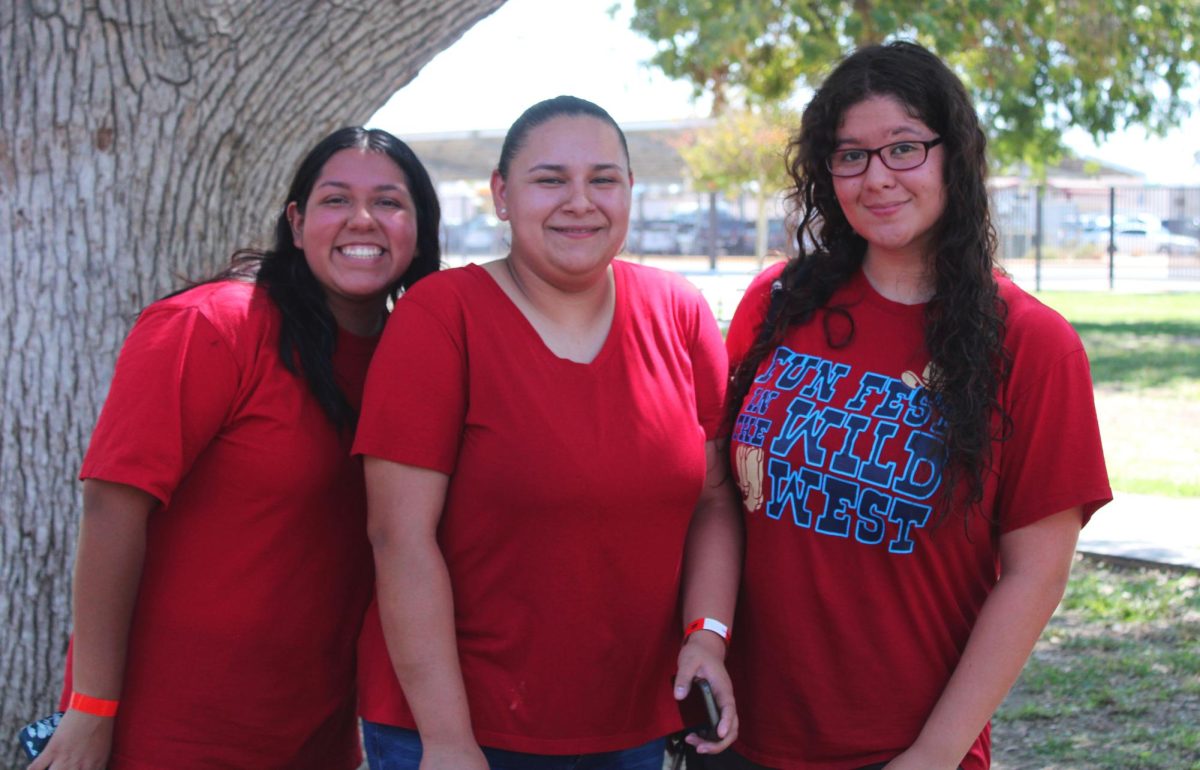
<box><xmin>340</xmin><ymin>245</ymin><xmax>383</xmax><ymax>259</ymax></box>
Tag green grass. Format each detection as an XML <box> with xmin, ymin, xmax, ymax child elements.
<box><xmin>993</xmin><ymin>556</ymin><xmax>1200</xmax><ymax>770</ymax></box>
<box><xmin>1033</xmin><ymin>292</ymin><xmax>1200</xmax><ymax>496</ymax></box>
<box><xmin>986</xmin><ymin>296</ymin><xmax>1199</xmax><ymax>766</ymax></box>
<box><xmin>1036</xmin><ymin>292</ymin><xmax>1200</xmax><ymax>394</ymax></box>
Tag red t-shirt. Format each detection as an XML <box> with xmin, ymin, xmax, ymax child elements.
<box><xmin>68</xmin><ymin>281</ymin><xmax>376</xmax><ymax>770</ymax></box>
<box><xmin>353</xmin><ymin>261</ymin><xmax>727</xmax><ymax>754</ymax></box>
<box><xmin>724</xmin><ymin>264</ymin><xmax>1111</xmax><ymax>770</ymax></box>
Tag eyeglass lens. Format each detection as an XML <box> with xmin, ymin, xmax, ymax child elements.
<box><xmin>828</xmin><ymin>142</ymin><xmax>931</xmax><ymax>177</ymax></box>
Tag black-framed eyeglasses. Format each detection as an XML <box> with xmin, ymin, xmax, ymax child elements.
<box><xmin>826</xmin><ymin>138</ymin><xmax>944</xmax><ymax>177</ymax></box>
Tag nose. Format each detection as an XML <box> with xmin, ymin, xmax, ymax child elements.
<box><xmin>562</xmin><ymin>181</ymin><xmax>596</xmax><ymax>213</ymax></box>
<box><xmin>348</xmin><ymin>201</ymin><xmax>377</xmax><ymax>229</ymax></box>
<box><xmin>861</xmin><ymin>152</ymin><xmax>895</xmax><ymax>188</ymax></box>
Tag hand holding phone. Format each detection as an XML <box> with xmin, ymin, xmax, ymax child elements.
<box><xmin>695</xmin><ymin>678</ymin><xmax>720</xmax><ymax>740</ymax></box>
<box><xmin>17</xmin><ymin>711</ymin><xmax>63</xmax><ymax>760</ymax></box>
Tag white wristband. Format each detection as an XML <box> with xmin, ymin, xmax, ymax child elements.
<box><xmin>685</xmin><ymin>617</ymin><xmax>731</xmax><ymax>644</ymax></box>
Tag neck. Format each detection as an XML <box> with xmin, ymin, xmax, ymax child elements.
<box><xmin>490</xmin><ymin>256</ymin><xmax>616</xmax><ymax>363</ymax></box>
<box><xmin>327</xmin><ymin>298</ymin><xmax>385</xmax><ymax>337</ymax></box>
<box><xmin>503</xmin><ymin>255</ymin><xmax>613</xmax><ymax>324</ymax></box>
<box><xmin>862</xmin><ymin>251</ymin><xmax>934</xmax><ymax>305</ymax></box>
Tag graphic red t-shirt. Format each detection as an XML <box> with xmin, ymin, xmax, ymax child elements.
<box><xmin>724</xmin><ymin>264</ymin><xmax>1111</xmax><ymax>770</ymax></box>
<box><xmin>353</xmin><ymin>261</ymin><xmax>727</xmax><ymax>754</ymax></box>
<box><xmin>69</xmin><ymin>281</ymin><xmax>376</xmax><ymax>770</ymax></box>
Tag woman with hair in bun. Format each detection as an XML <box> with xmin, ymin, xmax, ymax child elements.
<box><xmin>355</xmin><ymin>95</ymin><xmax>742</xmax><ymax>770</ymax></box>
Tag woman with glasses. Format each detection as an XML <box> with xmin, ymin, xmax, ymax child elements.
<box><xmin>707</xmin><ymin>42</ymin><xmax>1110</xmax><ymax>770</ymax></box>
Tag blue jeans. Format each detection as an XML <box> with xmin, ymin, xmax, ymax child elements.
<box><xmin>362</xmin><ymin>721</ymin><xmax>667</xmax><ymax>770</ymax></box>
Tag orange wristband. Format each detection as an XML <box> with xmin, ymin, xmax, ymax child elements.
<box><xmin>69</xmin><ymin>691</ymin><xmax>119</xmax><ymax>717</ymax></box>
<box><xmin>685</xmin><ymin>617</ymin><xmax>731</xmax><ymax>645</ymax></box>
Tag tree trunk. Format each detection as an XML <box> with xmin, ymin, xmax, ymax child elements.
<box><xmin>0</xmin><ymin>0</ymin><xmax>505</xmax><ymax>748</ymax></box>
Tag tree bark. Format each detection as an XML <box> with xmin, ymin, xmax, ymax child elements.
<box><xmin>0</xmin><ymin>0</ymin><xmax>505</xmax><ymax>748</ymax></box>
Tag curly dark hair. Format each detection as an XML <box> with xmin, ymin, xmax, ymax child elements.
<box><xmin>726</xmin><ymin>41</ymin><xmax>1011</xmax><ymax>520</ymax></box>
<box><xmin>208</xmin><ymin>127</ymin><xmax>441</xmax><ymax>431</ymax></box>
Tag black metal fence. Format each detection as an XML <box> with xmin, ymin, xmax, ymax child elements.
<box><xmin>992</xmin><ymin>184</ymin><xmax>1200</xmax><ymax>291</ymax></box>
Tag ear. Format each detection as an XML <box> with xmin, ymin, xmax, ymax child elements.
<box><xmin>286</xmin><ymin>201</ymin><xmax>304</xmax><ymax>249</ymax></box>
<box><xmin>490</xmin><ymin>169</ymin><xmax>508</xmax><ymax>221</ymax></box>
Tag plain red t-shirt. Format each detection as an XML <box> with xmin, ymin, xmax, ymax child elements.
<box><xmin>68</xmin><ymin>281</ymin><xmax>376</xmax><ymax>770</ymax></box>
<box><xmin>353</xmin><ymin>261</ymin><xmax>727</xmax><ymax>754</ymax></box>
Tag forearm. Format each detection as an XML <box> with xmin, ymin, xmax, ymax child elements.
<box><xmin>674</xmin><ymin>446</ymin><xmax>745</xmax><ymax>751</ymax></box>
<box><xmin>896</xmin><ymin>509</ymin><xmax>1081</xmax><ymax>770</ymax></box>
<box><xmin>32</xmin><ymin>482</ymin><xmax>154</xmax><ymax>770</ymax></box>
<box><xmin>680</xmin><ymin>493</ymin><xmax>743</xmax><ymax>630</ymax></box>
<box><xmin>903</xmin><ymin>570</ymin><xmax>1067</xmax><ymax>766</ymax></box>
<box><xmin>681</xmin><ymin>443</ymin><xmax>743</xmax><ymax>630</ymax></box>
<box><xmin>373</xmin><ymin>536</ymin><xmax>475</xmax><ymax>746</ymax></box>
<box><xmin>69</xmin><ymin>481</ymin><xmax>153</xmax><ymax>699</ymax></box>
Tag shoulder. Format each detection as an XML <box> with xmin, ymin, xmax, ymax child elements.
<box><xmin>995</xmin><ymin>273</ymin><xmax>1094</xmax><ymax>400</ymax></box>
<box><xmin>726</xmin><ymin>261</ymin><xmax>788</xmax><ymax>360</ymax></box>
<box><xmin>384</xmin><ymin>265</ymin><xmax>492</xmax><ymax>349</ymax></box>
<box><xmin>997</xmin><ymin>273</ymin><xmax>1085</xmax><ymax>356</ymax></box>
<box><xmin>615</xmin><ymin>259</ymin><xmax>703</xmax><ymax>301</ymax></box>
<box><xmin>145</xmin><ymin>280</ymin><xmax>265</xmax><ymax>319</ymax></box>
<box><xmin>614</xmin><ymin>259</ymin><xmax>715</xmax><ymax>327</ymax></box>
<box><xmin>742</xmin><ymin>260</ymin><xmax>787</xmax><ymax>315</ymax></box>
<box><xmin>398</xmin><ymin>264</ymin><xmax>488</xmax><ymax>309</ymax></box>
<box><xmin>138</xmin><ymin>280</ymin><xmax>275</xmax><ymax>343</ymax></box>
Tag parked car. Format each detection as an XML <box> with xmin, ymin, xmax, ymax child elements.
<box><xmin>1077</xmin><ymin>213</ymin><xmax>1200</xmax><ymax>256</ymax></box>
<box><xmin>1164</xmin><ymin>216</ymin><xmax>1200</xmax><ymax>241</ymax></box>
<box><xmin>443</xmin><ymin>215</ymin><xmax>507</xmax><ymax>255</ymax></box>
<box><xmin>671</xmin><ymin>209</ymin><xmax>755</xmax><ymax>255</ymax></box>
<box><xmin>627</xmin><ymin>219</ymin><xmax>681</xmax><ymax>255</ymax></box>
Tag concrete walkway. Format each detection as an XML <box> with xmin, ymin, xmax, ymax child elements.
<box><xmin>1078</xmin><ymin>492</ymin><xmax>1200</xmax><ymax>570</ymax></box>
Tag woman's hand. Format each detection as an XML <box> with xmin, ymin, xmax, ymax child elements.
<box><xmin>417</xmin><ymin>740</ymin><xmax>490</xmax><ymax>770</ymax></box>
<box><xmin>26</xmin><ymin>710</ymin><xmax>114</xmax><ymax>770</ymax></box>
<box><xmin>881</xmin><ymin>747</ymin><xmax>959</xmax><ymax>770</ymax></box>
<box><xmin>674</xmin><ymin>631</ymin><xmax>738</xmax><ymax>754</ymax></box>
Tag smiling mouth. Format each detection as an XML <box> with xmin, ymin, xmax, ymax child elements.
<box><xmin>550</xmin><ymin>226</ymin><xmax>603</xmax><ymax>237</ymax></box>
<box><xmin>338</xmin><ymin>245</ymin><xmax>384</xmax><ymax>260</ymax></box>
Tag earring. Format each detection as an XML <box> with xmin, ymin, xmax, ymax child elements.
<box><xmin>498</xmin><ymin>207</ymin><xmax>507</xmax><ymax>216</ymax></box>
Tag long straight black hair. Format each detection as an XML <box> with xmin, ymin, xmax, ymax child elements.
<box><xmin>211</xmin><ymin>127</ymin><xmax>441</xmax><ymax>431</ymax></box>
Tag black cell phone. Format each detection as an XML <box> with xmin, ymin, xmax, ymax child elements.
<box><xmin>695</xmin><ymin>678</ymin><xmax>720</xmax><ymax>740</ymax></box>
<box><xmin>17</xmin><ymin>711</ymin><xmax>63</xmax><ymax>760</ymax></box>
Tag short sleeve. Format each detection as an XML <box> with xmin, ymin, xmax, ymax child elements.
<box><xmin>995</xmin><ymin>314</ymin><xmax>1112</xmax><ymax>532</ymax></box>
<box><xmin>353</xmin><ymin>290</ymin><xmax>467</xmax><ymax>474</ymax></box>
<box><xmin>81</xmin><ymin>305</ymin><xmax>238</xmax><ymax>507</ymax></box>
<box><xmin>687</xmin><ymin>290</ymin><xmax>729</xmax><ymax>440</ymax></box>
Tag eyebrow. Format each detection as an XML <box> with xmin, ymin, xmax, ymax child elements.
<box><xmin>525</xmin><ymin>162</ymin><xmax>626</xmax><ymax>174</ymax></box>
<box><xmin>835</xmin><ymin>126</ymin><xmax>925</xmax><ymax>146</ymax></box>
<box><xmin>315</xmin><ymin>180</ymin><xmax>408</xmax><ymax>192</ymax></box>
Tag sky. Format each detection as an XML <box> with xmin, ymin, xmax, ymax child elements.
<box><xmin>369</xmin><ymin>0</ymin><xmax>1200</xmax><ymax>186</ymax></box>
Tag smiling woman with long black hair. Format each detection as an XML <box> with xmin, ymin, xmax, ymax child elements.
<box><xmin>30</xmin><ymin>127</ymin><xmax>440</xmax><ymax>770</ymax></box>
